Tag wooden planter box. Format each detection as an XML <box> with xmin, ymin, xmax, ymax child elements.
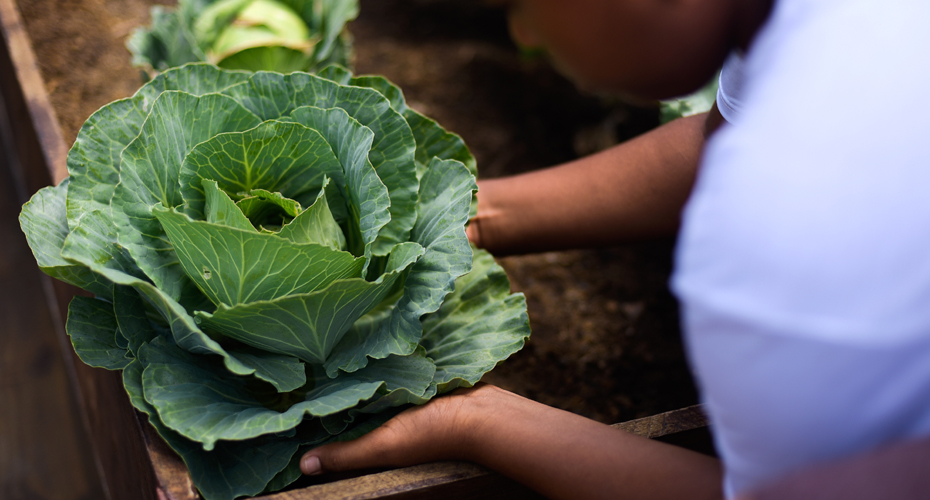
<box><xmin>0</xmin><ymin>1</ymin><xmax>709</xmax><ymax>498</ymax></box>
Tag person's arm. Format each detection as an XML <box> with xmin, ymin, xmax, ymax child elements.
<box><xmin>301</xmin><ymin>385</ymin><xmax>722</xmax><ymax>500</ymax></box>
<box><xmin>468</xmin><ymin>106</ymin><xmax>723</xmax><ymax>255</ymax></box>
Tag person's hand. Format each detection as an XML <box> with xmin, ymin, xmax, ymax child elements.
<box><xmin>464</xmin><ymin>178</ymin><xmax>512</xmax><ymax>253</ymax></box>
<box><xmin>466</xmin><ymin>112</ymin><xmax>710</xmax><ymax>256</ymax></box>
<box><xmin>465</xmin><ymin>179</ymin><xmax>492</xmax><ymax>250</ymax></box>
<box><xmin>465</xmin><ymin>217</ymin><xmax>483</xmax><ymax>248</ymax></box>
<box><xmin>300</xmin><ymin>384</ymin><xmax>494</xmax><ymax>475</ymax></box>
<box><xmin>301</xmin><ymin>382</ymin><xmax>722</xmax><ymax>500</ymax></box>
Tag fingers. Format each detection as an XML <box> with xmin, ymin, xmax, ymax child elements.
<box><xmin>299</xmin><ymin>386</ymin><xmax>494</xmax><ymax>476</ymax></box>
<box><xmin>300</xmin><ymin>437</ymin><xmax>378</xmax><ymax>476</ymax></box>
<box><xmin>300</xmin><ymin>424</ymin><xmax>402</xmax><ymax>475</ymax></box>
<box><xmin>299</xmin><ymin>403</ymin><xmax>452</xmax><ymax>475</ymax></box>
<box><xmin>465</xmin><ymin>219</ymin><xmax>482</xmax><ymax>247</ymax></box>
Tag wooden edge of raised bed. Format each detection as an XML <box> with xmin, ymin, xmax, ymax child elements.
<box><xmin>0</xmin><ymin>2</ymin><xmax>161</xmax><ymax>500</ymax></box>
<box><xmin>2</xmin><ymin>1</ymin><xmax>709</xmax><ymax>498</ymax></box>
<box><xmin>144</xmin><ymin>404</ymin><xmax>708</xmax><ymax>500</ymax></box>
<box><xmin>252</xmin><ymin>405</ymin><xmax>709</xmax><ymax>500</ymax></box>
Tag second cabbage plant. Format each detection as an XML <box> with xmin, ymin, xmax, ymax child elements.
<box><xmin>129</xmin><ymin>0</ymin><xmax>358</xmax><ymax>74</ymax></box>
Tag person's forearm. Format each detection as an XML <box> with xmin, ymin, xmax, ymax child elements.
<box><xmin>470</xmin><ymin>112</ymin><xmax>708</xmax><ymax>255</ymax></box>
<box><xmin>459</xmin><ymin>386</ymin><xmax>722</xmax><ymax>500</ymax></box>
<box><xmin>300</xmin><ymin>385</ymin><xmax>721</xmax><ymax>499</ymax></box>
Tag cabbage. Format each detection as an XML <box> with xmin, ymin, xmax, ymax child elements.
<box><xmin>128</xmin><ymin>0</ymin><xmax>358</xmax><ymax>74</ymax></box>
<box><xmin>19</xmin><ymin>63</ymin><xmax>529</xmax><ymax>500</ymax></box>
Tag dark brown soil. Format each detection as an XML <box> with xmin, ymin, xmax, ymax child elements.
<box><xmin>18</xmin><ymin>0</ymin><xmax>698</xmax><ymax>425</ymax></box>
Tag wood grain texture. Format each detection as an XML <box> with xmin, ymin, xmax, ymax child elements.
<box><xmin>256</xmin><ymin>462</ymin><xmax>545</xmax><ymax>500</ymax></box>
<box><xmin>253</xmin><ymin>406</ymin><xmax>708</xmax><ymax>500</ymax></box>
<box><xmin>1</xmin><ymin>1</ymin><xmax>159</xmax><ymax>498</ymax></box>
<box><xmin>139</xmin><ymin>415</ymin><xmax>201</xmax><ymax>500</ymax></box>
<box><xmin>0</xmin><ymin>49</ymin><xmax>104</xmax><ymax>500</ymax></box>
<box><xmin>136</xmin><ymin>402</ymin><xmax>706</xmax><ymax>499</ymax></box>
<box><xmin>612</xmin><ymin>404</ymin><xmax>707</xmax><ymax>438</ymax></box>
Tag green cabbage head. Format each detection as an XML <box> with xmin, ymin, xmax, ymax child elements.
<box><xmin>19</xmin><ymin>63</ymin><xmax>529</xmax><ymax>500</ymax></box>
<box><xmin>128</xmin><ymin>0</ymin><xmax>358</xmax><ymax>74</ymax></box>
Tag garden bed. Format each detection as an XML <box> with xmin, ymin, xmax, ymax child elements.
<box><xmin>2</xmin><ymin>0</ymin><xmax>705</xmax><ymax>498</ymax></box>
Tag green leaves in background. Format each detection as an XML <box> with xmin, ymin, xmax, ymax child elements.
<box><xmin>128</xmin><ymin>0</ymin><xmax>359</xmax><ymax>75</ymax></box>
<box><xmin>659</xmin><ymin>73</ymin><xmax>719</xmax><ymax>123</ymax></box>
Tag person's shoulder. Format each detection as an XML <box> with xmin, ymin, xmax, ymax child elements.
<box><xmin>737</xmin><ymin>0</ymin><xmax>930</xmax><ymax>126</ymax></box>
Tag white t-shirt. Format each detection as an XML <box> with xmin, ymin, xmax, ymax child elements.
<box><xmin>671</xmin><ymin>0</ymin><xmax>930</xmax><ymax>496</ymax></box>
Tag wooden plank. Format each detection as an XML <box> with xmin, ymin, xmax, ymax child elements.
<box><xmin>0</xmin><ymin>127</ymin><xmax>99</xmax><ymax>500</ymax></box>
<box><xmin>0</xmin><ymin>82</ymin><xmax>104</xmax><ymax>500</ymax></box>
<box><xmin>139</xmin><ymin>415</ymin><xmax>201</xmax><ymax>500</ymax></box>
<box><xmin>138</xmin><ymin>403</ymin><xmax>706</xmax><ymax>500</ymax></box>
<box><xmin>258</xmin><ymin>462</ymin><xmax>543</xmax><ymax>500</ymax></box>
<box><xmin>0</xmin><ymin>1</ymin><xmax>160</xmax><ymax>499</ymax></box>
<box><xmin>612</xmin><ymin>404</ymin><xmax>707</xmax><ymax>438</ymax></box>
<box><xmin>251</xmin><ymin>405</ymin><xmax>708</xmax><ymax>500</ymax></box>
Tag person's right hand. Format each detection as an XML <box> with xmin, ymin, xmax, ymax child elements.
<box><xmin>465</xmin><ymin>180</ymin><xmax>489</xmax><ymax>249</ymax></box>
<box><xmin>460</xmin><ymin>112</ymin><xmax>709</xmax><ymax>256</ymax></box>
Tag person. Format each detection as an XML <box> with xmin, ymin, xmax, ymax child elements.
<box><xmin>298</xmin><ymin>0</ymin><xmax>930</xmax><ymax>498</ymax></box>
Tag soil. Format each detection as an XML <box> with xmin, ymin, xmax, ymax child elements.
<box><xmin>18</xmin><ymin>0</ymin><xmax>698</xmax><ymax>425</ymax></box>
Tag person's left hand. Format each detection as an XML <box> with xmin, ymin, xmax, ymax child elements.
<box><xmin>301</xmin><ymin>382</ymin><xmax>723</xmax><ymax>500</ymax></box>
<box><xmin>300</xmin><ymin>384</ymin><xmax>491</xmax><ymax>475</ymax></box>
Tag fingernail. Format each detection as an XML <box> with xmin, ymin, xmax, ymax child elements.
<box><xmin>302</xmin><ymin>455</ymin><xmax>322</xmax><ymax>475</ymax></box>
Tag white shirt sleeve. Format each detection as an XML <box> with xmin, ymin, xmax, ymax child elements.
<box><xmin>716</xmin><ymin>52</ymin><xmax>745</xmax><ymax>123</ymax></box>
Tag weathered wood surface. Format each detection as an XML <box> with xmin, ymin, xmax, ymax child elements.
<box><xmin>260</xmin><ymin>462</ymin><xmax>544</xmax><ymax>500</ymax></box>
<box><xmin>2</xmin><ymin>0</ymin><xmax>710</xmax><ymax>497</ymax></box>
<box><xmin>249</xmin><ymin>405</ymin><xmax>708</xmax><ymax>500</ymax></box>
<box><xmin>140</xmin><ymin>415</ymin><xmax>201</xmax><ymax>500</ymax></box>
<box><xmin>0</xmin><ymin>1</ymin><xmax>159</xmax><ymax>499</ymax></box>
<box><xmin>0</xmin><ymin>111</ymin><xmax>105</xmax><ymax>500</ymax></box>
<box><xmin>0</xmin><ymin>17</ymin><xmax>105</xmax><ymax>500</ymax></box>
<box><xmin>612</xmin><ymin>404</ymin><xmax>707</xmax><ymax>438</ymax></box>
<box><xmin>138</xmin><ymin>404</ymin><xmax>707</xmax><ymax>500</ymax></box>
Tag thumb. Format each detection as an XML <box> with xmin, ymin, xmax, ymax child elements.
<box><xmin>299</xmin><ymin>390</ymin><xmax>478</xmax><ymax>476</ymax></box>
<box><xmin>300</xmin><ymin>425</ymin><xmax>404</xmax><ymax>475</ymax></box>
<box><xmin>465</xmin><ymin>218</ymin><xmax>482</xmax><ymax>248</ymax></box>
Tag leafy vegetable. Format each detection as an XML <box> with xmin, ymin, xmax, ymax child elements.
<box><xmin>128</xmin><ymin>0</ymin><xmax>359</xmax><ymax>75</ymax></box>
<box><xmin>659</xmin><ymin>73</ymin><xmax>719</xmax><ymax>123</ymax></box>
<box><xmin>20</xmin><ymin>63</ymin><xmax>528</xmax><ymax>500</ymax></box>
